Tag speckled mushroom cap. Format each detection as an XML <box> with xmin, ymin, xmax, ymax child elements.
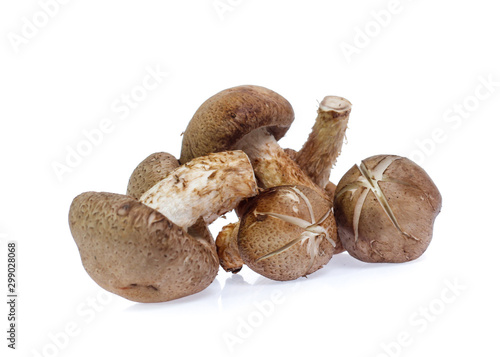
<box><xmin>180</xmin><ymin>85</ymin><xmax>294</xmax><ymax>164</ymax></box>
<box><xmin>238</xmin><ymin>185</ymin><xmax>339</xmax><ymax>281</ymax></box>
<box><xmin>334</xmin><ymin>155</ymin><xmax>442</xmax><ymax>263</ymax></box>
<box><xmin>126</xmin><ymin>152</ymin><xmax>179</xmax><ymax>200</ymax></box>
<box><xmin>69</xmin><ymin>192</ymin><xmax>219</xmax><ymax>303</ymax></box>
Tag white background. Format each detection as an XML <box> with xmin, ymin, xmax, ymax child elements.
<box><xmin>1</xmin><ymin>0</ymin><xmax>499</xmax><ymax>356</ymax></box>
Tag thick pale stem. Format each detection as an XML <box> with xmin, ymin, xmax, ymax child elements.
<box><xmin>139</xmin><ymin>151</ymin><xmax>258</xmax><ymax>229</ymax></box>
<box><xmin>235</xmin><ymin>128</ymin><xmax>319</xmax><ymax>192</ymax></box>
<box><xmin>295</xmin><ymin>96</ymin><xmax>351</xmax><ymax>188</ymax></box>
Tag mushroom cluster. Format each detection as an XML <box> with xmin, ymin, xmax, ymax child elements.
<box><xmin>69</xmin><ymin>85</ymin><xmax>441</xmax><ymax>303</ymax></box>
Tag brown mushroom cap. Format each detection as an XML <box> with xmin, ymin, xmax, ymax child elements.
<box><xmin>180</xmin><ymin>85</ymin><xmax>294</xmax><ymax>165</ymax></box>
<box><xmin>127</xmin><ymin>152</ymin><xmax>179</xmax><ymax>200</ymax></box>
<box><xmin>334</xmin><ymin>155</ymin><xmax>442</xmax><ymax>263</ymax></box>
<box><xmin>69</xmin><ymin>192</ymin><xmax>219</xmax><ymax>303</ymax></box>
<box><xmin>238</xmin><ymin>185</ymin><xmax>339</xmax><ymax>281</ymax></box>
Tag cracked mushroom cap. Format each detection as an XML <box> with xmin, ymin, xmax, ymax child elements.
<box><xmin>180</xmin><ymin>85</ymin><xmax>294</xmax><ymax>164</ymax></box>
<box><xmin>238</xmin><ymin>185</ymin><xmax>339</xmax><ymax>281</ymax></box>
<box><xmin>69</xmin><ymin>192</ymin><xmax>219</xmax><ymax>303</ymax></box>
<box><xmin>334</xmin><ymin>155</ymin><xmax>442</xmax><ymax>263</ymax></box>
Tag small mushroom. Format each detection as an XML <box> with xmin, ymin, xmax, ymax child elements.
<box><xmin>215</xmin><ymin>222</ymin><xmax>243</xmax><ymax>273</ymax></box>
<box><xmin>334</xmin><ymin>155</ymin><xmax>442</xmax><ymax>263</ymax></box>
<box><xmin>324</xmin><ymin>181</ymin><xmax>338</xmax><ymax>201</ymax></box>
<box><xmin>69</xmin><ymin>150</ymin><xmax>258</xmax><ymax>303</ymax></box>
<box><xmin>238</xmin><ymin>185</ymin><xmax>338</xmax><ymax>281</ymax></box>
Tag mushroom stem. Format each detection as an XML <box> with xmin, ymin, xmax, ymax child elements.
<box><xmin>139</xmin><ymin>151</ymin><xmax>258</xmax><ymax>229</ymax></box>
<box><xmin>235</xmin><ymin>127</ymin><xmax>319</xmax><ymax>192</ymax></box>
<box><xmin>294</xmin><ymin>96</ymin><xmax>351</xmax><ymax>188</ymax></box>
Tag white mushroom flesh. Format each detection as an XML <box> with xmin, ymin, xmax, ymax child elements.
<box><xmin>139</xmin><ymin>151</ymin><xmax>258</xmax><ymax>229</ymax></box>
